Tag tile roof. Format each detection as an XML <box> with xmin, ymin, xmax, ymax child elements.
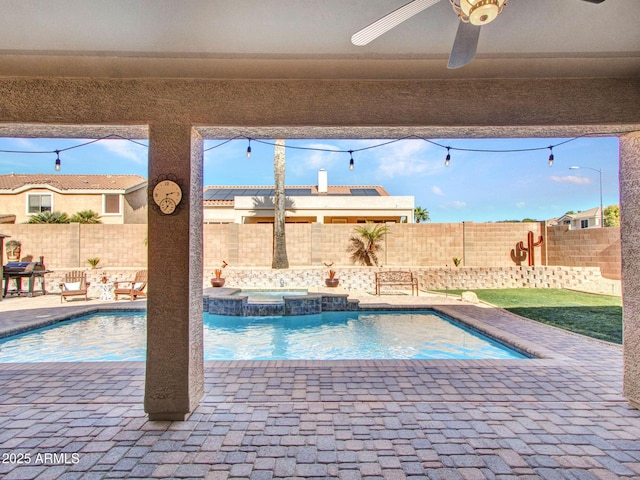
<box><xmin>0</xmin><ymin>174</ymin><xmax>147</xmax><ymax>192</ymax></box>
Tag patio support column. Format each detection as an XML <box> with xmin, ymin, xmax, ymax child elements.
<box><xmin>621</xmin><ymin>131</ymin><xmax>640</xmax><ymax>408</ymax></box>
<box><xmin>145</xmin><ymin>124</ymin><xmax>204</xmax><ymax>421</ymax></box>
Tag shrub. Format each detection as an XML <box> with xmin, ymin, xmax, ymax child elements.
<box><xmin>347</xmin><ymin>222</ymin><xmax>389</xmax><ymax>267</ymax></box>
<box><xmin>70</xmin><ymin>210</ymin><xmax>102</xmax><ymax>224</ymax></box>
<box><xmin>26</xmin><ymin>211</ymin><xmax>70</xmax><ymax>224</ymax></box>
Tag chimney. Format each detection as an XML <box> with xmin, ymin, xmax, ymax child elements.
<box><xmin>318</xmin><ymin>169</ymin><xmax>328</xmax><ymax>194</ymax></box>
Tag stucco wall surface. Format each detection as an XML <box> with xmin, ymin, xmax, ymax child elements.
<box><xmin>0</xmin><ymin>222</ymin><xmax>619</xmax><ymax>279</ymax></box>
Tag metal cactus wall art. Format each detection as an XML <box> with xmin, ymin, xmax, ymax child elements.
<box><xmin>510</xmin><ymin>242</ymin><xmax>527</xmax><ymax>266</ymax></box>
<box><xmin>511</xmin><ymin>231</ymin><xmax>544</xmax><ymax>266</ymax></box>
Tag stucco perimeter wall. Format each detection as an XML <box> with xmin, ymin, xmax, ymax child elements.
<box><xmin>0</xmin><ymin>224</ymin><xmax>147</xmax><ymax>269</ymax></box>
<box><xmin>203</xmin><ymin>222</ymin><xmax>543</xmax><ymax>269</ymax></box>
<box><xmin>547</xmin><ymin>225</ymin><xmax>621</xmax><ymax>280</ymax></box>
<box><xmin>1</xmin><ymin>223</ymin><xmax>620</xmax><ymax>281</ymax></box>
<box><xmin>463</xmin><ymin>222</ymin><xmax>546</xmax><ymax>267</ymax></box>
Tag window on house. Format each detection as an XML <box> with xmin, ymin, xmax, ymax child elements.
<box><xmin>103</xmin><ymin>194</ymin><xmax>121</xmax><ymax>215</ymax></box>
<box><xmin>581</xmin><ymin>219</ymin><xmax>589</xmax><ymax>229</ymax></box>
<box><xmin>27</xmin><ymin>193</ymin><xmax>52</xmax><ymax>214</ymax></box>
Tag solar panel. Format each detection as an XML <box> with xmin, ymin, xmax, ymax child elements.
<box><xmin>220</xmin><ymin>189</ymin><xmax>235</xmax><ymax>200</ymax></box>
<box><xmin>206</xmin><ymin>188</ymin><xmax>276</xmax><ymax>199</ymax></box>
<box><xmin>350</xmin><ymin>188</ymin><xmax>380</xmax><ymax>196</ymax></box>
<box><xmin>204</xmin><ymin>189</ymin><xmax>234</xmax><ymax>200</ymax></box>
<box><xmin>285</xmin><ymin>188</ymin><xmax>313</xmax><ymax>196</ymax></box>
<box><xmin>206</xmin><ymin>187</ymin><xmax>380</xmax><ymax>199</ymax></box>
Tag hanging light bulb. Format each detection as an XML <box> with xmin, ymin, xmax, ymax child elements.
<box><xmin>445</xmin><ymin>147</ymin><xmax>451</xmax><ymax>167</ymax></box>
<box><xmin>349</xmin><ymin>150</ymin><xmax>354</xmax><ymax>171</ymax></box>
<box><xmin>548</xmin><ymin>146</ymin><xmax>554</xmax><ymax>167</ymax></box>
<box><xmin>246</xmin><ymin>139</ymin><xmax>252</xmax><ymax>158</ymax></box>
<box><xmin>54</xmin><ymin>150</ymin><xmax>61</xmax><ymax>171</ymax></box>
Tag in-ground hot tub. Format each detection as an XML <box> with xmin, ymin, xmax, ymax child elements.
<box><xmin>204</xmin><ymin>287</ymin><xmax>359</xmax><ymax>316</ymax></box>
<box><xmin>232</xmin><ymin>288</ymin><xmax>308</xmax><ymax>303</ymax></box>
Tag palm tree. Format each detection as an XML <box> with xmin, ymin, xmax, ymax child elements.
<box><xmin>414</xmin><ymin>206</ymin><xmax>430</xmax><ymax>223</ymax></box>
<box><xmin>272</xmin><ymin>138</ymin><xmax>289</xmax><ymax>269</ymax></box>
<box><xmin>70</xmin><ymin>209</ymin><xmax>102</xmax><ymax>224</ymax></box>
<box><xmin>26</xmin><ymin>211</ymin><xmax>70</xmax><ymax>224</ymax></box>
<box><xmin>347</xmin><ymin>222</ymin><xmax>390</xmax><ymax>266</ymax></box>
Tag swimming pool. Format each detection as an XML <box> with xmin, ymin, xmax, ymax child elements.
<box><xmin>0</xmin><ymin>310</ymin><xmax>529</xmax><ymax>362</ymax></box>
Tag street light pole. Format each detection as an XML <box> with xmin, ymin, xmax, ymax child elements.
<box><xmin>569</xmin><ymin>166</ymin><xmax>604</xmax><ymax>228</ymax></box>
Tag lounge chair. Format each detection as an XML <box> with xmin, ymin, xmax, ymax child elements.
<box><xmin>60</xmin><ymin>271</ymin><xmax>89</xmax><ymax>302</ymax></box>
<box><xmin>114</xmin><ymin>270</ymin><xmax>147</xmax><ymax>301</ymax></box>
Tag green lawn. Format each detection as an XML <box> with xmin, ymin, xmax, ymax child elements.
<box><xmin>439</xmin><ymin>289</ymin><xmax>622</xmax><ymax>344</ymax></box>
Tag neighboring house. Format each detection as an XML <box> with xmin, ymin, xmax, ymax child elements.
<box><xmin>203</xmin><ymin>169</ymin><xmax>415</xmax><ymax>224</ymax></box>
<box><xmin>0</xmin><ymin>174</ymin><xmax>148</xmax><ymax>224</ymax></box>
<box><xmin>555</xmin><ymin>207</ymin><xmax>602</xmax><ymax>229</ymax></box>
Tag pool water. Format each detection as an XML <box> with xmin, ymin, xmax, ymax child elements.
<box><xmin>0</xmin><ymin>311</ymin><xmax>528</xmax><ymax>362</ymax></box>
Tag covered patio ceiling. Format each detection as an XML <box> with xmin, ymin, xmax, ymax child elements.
<box><xmin>0</xmin><ymin>0</ymin><xmax>638</xmax><ymax>81</ymax></box>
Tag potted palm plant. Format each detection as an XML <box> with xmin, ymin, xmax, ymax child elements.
<box><xmin>324</xmin><ymin>262</ymin><xmax>339</xmax><ymax>287</ymax></box>
<box><xmin>87</xmin><ymin>257</ymin><xmax>101</xmax><ymax>269</ymax></box>
<box><xmin>210</xmin><ymin>260</ymin><xmax>228</xmax><ymax>287</ymax></box>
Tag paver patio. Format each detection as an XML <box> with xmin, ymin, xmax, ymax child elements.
<box><xmin>0</xmin><ymin>292</ymin><xmax>638</xmax><ymax>479</ymax></box>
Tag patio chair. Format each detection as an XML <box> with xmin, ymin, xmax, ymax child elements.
<box><xmin>60</xmin><ymin>271</ymin><xmax>89</xmax><ymax>303</ymax></box>
<box><xmin>114</xmin><ymin>270</ymin><xmax>147</xmax><ymax>301</ymax></box>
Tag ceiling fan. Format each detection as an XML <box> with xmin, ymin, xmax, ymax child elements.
<box><xmin>351</xmin><ymin>0</ymin><xmax>606</xmax><ymax>69</ymax></box>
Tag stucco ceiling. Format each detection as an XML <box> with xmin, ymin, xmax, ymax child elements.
<box><xmin>1</xmin><ymin>0</ymin><xmax>639</xmax><ymax>79</ymax></box>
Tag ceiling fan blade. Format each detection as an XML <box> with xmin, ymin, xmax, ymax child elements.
<box><xmin>580</xmin><ymin>0</ymin><xmax>605</xmax><ymax>3</ymax></box>
<box><xmin>447</xmin><ymin>21</ymin><xmax>481</xmax><ymax>69</ymax></box>
<box><xmin>351</xmin><ymin>0</ymin><xmax>441</xmax><ymax>46</ymax></box>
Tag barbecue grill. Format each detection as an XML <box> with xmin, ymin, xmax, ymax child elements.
<box><xmin>2</xmin><ymin>256</ymin><xmax>51</xmax><ymax>297</ymax></box>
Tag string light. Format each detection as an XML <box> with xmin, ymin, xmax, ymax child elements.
<box><xmin>0</xmin><ymin>131</ymin><xmax>630</xmax><ymax>171</ymax></box>
<box><xmin>204</xmin><ymin>132</ymin><xmax>627</xmax><ymax>168</ymax></box>
<box><xmin>0</xmin><ymin>134</ymin><xmax>147</xmax><ymax>164</ymax></box>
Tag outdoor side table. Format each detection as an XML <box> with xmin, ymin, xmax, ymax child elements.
<box><xmin>98</xmin><ymin>281</ymin><xmax>115</xmax><ymax>301</ymax></box>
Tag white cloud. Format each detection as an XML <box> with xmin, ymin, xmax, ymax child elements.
<box><xmin>288</xmin><ymin>142</ymin><xmax>344</xmax><ymax>176</ymax></box>
<box><xmin>550</xmin><ymin>175</ymin><xmax>591</xmax><ymax>185</ymax></box>
<box><xmin>301</xmin><ymin>143</ymin><xmax>343</xmax><ymax>169</ymax></box>
<box><xmin>432</xmin><ymin>186</ymin><xmax>444</xmax><ymax>196</ymax></box>
<box><xmin>100</xmin><ymin>139</ymin><xmax>148</xmax><ymax>165</ymax></box>
<box><xmin>372</xmin><ymin>140</ymin><xmax>441</xmax><ymax>179</ymax></box>
<box><xmin>516</xmin><ymin>201</ymin><xmax>526</xmax><ymax>208</ymax></box>
<box><xmin>441</xmin><ymin>200</ymin><xmax>467</xmax><ymax>209</ymax></box>
<box><xmin>9</xmin><ymin>138</ymin><xmax>42</xmax><ymax>150</ymax></box>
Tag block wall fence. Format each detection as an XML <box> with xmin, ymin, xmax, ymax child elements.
<box><xmin>0</xmin><ymin>222</ymin><xmax>621</xmax><ymax>280</ymax></box>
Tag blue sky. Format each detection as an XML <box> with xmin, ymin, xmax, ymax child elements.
<box><xmin>0</xmin><ymin>136</ymin><xmax>619</xmax><ymax>223</ymax></box>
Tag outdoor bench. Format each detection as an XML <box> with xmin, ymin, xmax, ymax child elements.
<box><xmin>375</xmin><ymin>271</ymin><xmax>419</xmax><ymax>296</ymax></box>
